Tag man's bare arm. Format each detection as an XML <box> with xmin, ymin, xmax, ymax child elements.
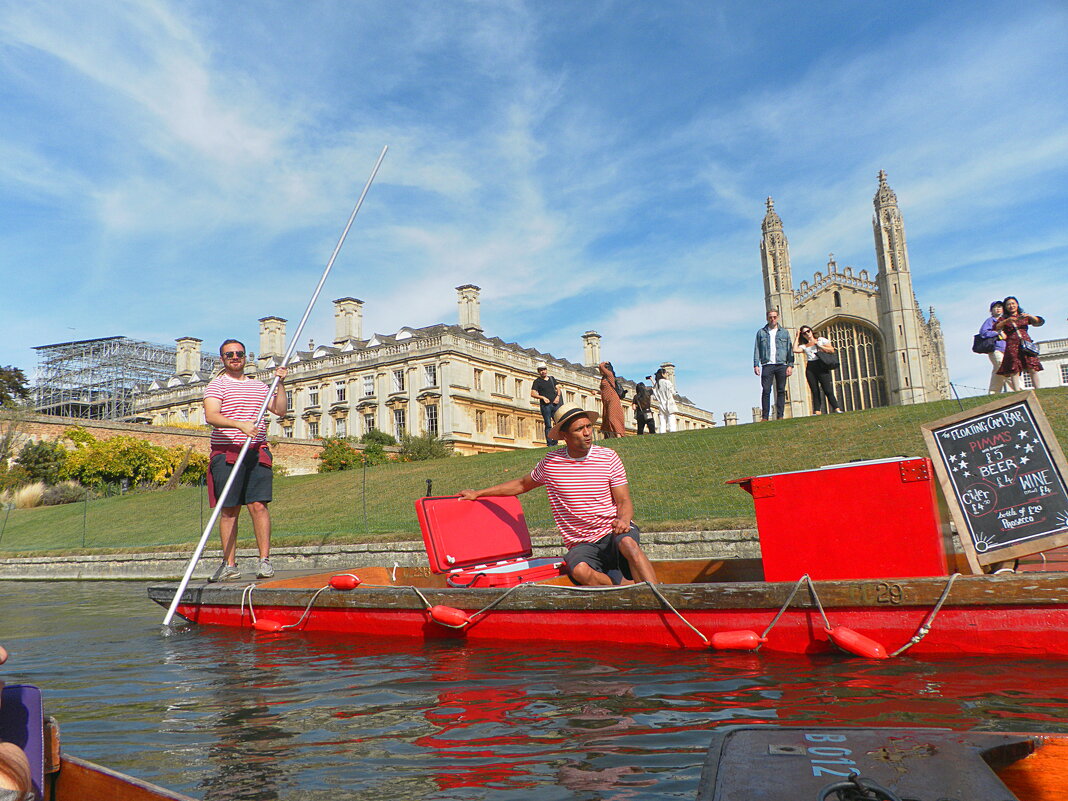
<box><xmin>459</xmin><ymin>473</ymin><xmax>541</xmax><ymax>500</ymax></box>
<box><xmin>609</xmin><ymin>483</ymin><xmax>634</xmax><ymax>534</ymax></box>
<box><xmin>203</xmin><ymin>397</ymin><xmax>259</xmax><ymax>438</ymax></box>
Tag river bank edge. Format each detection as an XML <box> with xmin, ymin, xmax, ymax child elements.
<box><xmin>0</xmin><ymin>528</ymin><xmax>759</xmax><ymax>580</ymax></box>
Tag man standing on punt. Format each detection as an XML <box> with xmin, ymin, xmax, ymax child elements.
<box><xmin>459</xmin><ymin>402</ymin><xmax>658</xmax><ymax>586</ymax></box>
<box><xmin>203</xmin><ymin>339</ymin><xmax>288</xmax><ymax>582</ymax></box>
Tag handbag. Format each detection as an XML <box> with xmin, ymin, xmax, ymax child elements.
<box><xmin>816</xmin><ymin>350</ymin><xmax>840</xmax><ymax>370</ymax></box>
<box><xmin>972</xmin><ymin>333</ymin><xmax>997</xmax><ymax>354</ymax></box>
<box><xmin>1020</xmin><ymin>339</ymin><xmax>1040</xmax><ymax>357</ymax></box>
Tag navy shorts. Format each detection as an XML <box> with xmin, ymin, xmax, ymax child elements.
<box><xmin>210</xmin><ymin>449</ymin><xmax>273</xmax><ymax>508</ymax></box>
<box><xmin>564</xmin><ymin>524</ymin><xmax>641</xmax><ymax>583</ymax></box>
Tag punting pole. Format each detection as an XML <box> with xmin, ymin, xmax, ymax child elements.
<box><xmin>162</xmin><ymin>145</ymin><xmax>388</xmax><ymax>633</ymax></box>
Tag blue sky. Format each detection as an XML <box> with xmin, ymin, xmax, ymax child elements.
<box><xmin>1</xmin><ymin>0</ymin><xmax>1066</xmax><ymax>419</ymax></box>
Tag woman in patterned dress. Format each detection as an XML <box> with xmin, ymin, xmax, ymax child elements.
<box><xmin>598</xmin><ymin>361</ymin><xmax>626</xmax><ymax>438</ymax></box>
<box><xmin>995</xmin><ymin>296</ymin><xmax>1044</xmax><ymax>391</ymax></box>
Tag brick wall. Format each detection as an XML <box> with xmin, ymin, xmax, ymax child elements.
<box><xmin>2</xmin><ymin>412</ymin><xmax>325</xmax><ymax>475</ymax></box>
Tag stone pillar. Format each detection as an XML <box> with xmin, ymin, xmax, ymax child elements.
<box><xmin>333</xmin><ymin>297</ymin><xmax>364</xmax><ymax>344</ymax></box>
<box><xmin>582</xmin><ymin>331</ymin><xmax>602</xmax><ymax>367</ymax></box>
<box><xmin>752</xmin><ymin>407</ymin><xmax>762</xmax><ymax>423</ymax></box>
<box><xmin>724</xmin><ymin>411</ymin><xmax>738</xmax><ymax>426</ymax></box>
<box><xmin>258</xmin><ymin>316</ymin><xmax>287</xmax><ymax>365</ymax></box>
<box><xmin>175</xmin><ymin>337</ymin><xmax>202</xmax><ymax>377</ymax></box>
<box><xmin>456</xmin><ymin>284</ymin><xmax>483</xmax><ymax>333</ymax></box>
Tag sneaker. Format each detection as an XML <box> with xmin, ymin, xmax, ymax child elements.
<box><xmin>257</xmin><ymin>558</ymin><xmax>275</xmax><ymax>579</ymax></box>
<box><xmin>209</xmin><ymin>563</ymin><xmax>241</xmax><ymax>583</ymax></box>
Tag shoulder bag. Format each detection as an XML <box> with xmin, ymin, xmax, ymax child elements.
<box><xmin>816</xmin><ymin>349</ymin><xmax>840</xmax><ymax>371</ymax></box>
<box><xmin>1020</xmin><ymin>339</ymin><xmax>1040</xmax><ymax>357</ymax></box>
<box><xmin>972</xmin><ymin>333</ymin><xmax>997</xmax><ymax>354</ymax></box>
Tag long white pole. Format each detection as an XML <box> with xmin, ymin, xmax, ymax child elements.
<box><xmin>162</xmin><ymin>145</ymin><xmax>388</xmax><ymax>632</ymax></box>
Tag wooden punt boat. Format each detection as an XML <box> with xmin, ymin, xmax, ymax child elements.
<box><xmin>148</xmin><ymin>554</ymin><xmax>1068</xmax><ymax>658</ymax></box>
<box><xmin>697</xmin><ymin>725</ymin><xmax>1068</xmax><ymax>801</ymax></box>
<box><xmin>1</xmin><ymin>684</ymin><xmax>194</xmax><ymax>801</ymax></box>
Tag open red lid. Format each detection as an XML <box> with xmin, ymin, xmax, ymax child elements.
<box><xmin>416</xmin><ymin>495</ymin><xmax>534</xmax><ymax>574</ymax></box>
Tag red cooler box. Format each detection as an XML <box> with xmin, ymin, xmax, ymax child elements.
<box><xmin>416</xmin><ymin>495</ymin><xmax>565</xmax><ymax>588</ymax></box>
<box><xmin>729</xmin><ymin>457</ymin><xmax>951</xmax><ymax>581</ymax></box>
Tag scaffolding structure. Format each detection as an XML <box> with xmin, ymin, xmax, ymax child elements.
<box><xmin>33</xmin><ymin>336</ymin><xmax>215</xmax><ymax>421</ymax></box>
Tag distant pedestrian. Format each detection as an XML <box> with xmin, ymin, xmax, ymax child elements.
<box><xmin>651</xmin><ymin>368</ymin><xmax>677</xmax><ymax>432</ymax></box>
<box><xmin>794</xmin><ymin>325</ymin><xmax>841</xmax><ymax>414</ymax></box>
<box><xmin>531</xmin><ymin>363</ymin><xmax>562</xmax><ymax>445</ymax></box>
<box><xmin>598</xmin><ymin>362</ymin><xmax>626</xmax><ymax>438</ymax></box>
<box><xmin>753</xmin><ymin>309</ymin><xmax>794</xmax><ymax>421</ymax></box>
<box><xmin>632</xmin><ymin>382</ymin><xmax>657</xmax><ymax>435</ymax></box>
<box><xmin>977</xmin><ymin>301</ymin><xmax>1008</xmax><ymax>393</ymax></box>
<box><xmin>203</xmin><ymin>339</ymin><xmax>288</xmax><ymax>582</ymax></box>
<box><xmin>995</xmin><ymin>296</ymin><xmax>1044</xmax><ymax>391</ymax></box>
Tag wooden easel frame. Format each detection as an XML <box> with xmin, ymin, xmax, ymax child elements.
<box><xmin>922</xmin><ymin>391</ymin><xmax>1068</xmax><ymax>574</ymax></box>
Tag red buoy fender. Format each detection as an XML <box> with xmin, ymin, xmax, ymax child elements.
<box><xmin>428</xmin><ymin>605</ymin><xmax>471</xmax><ymax>628</ymax></box>
<box><xmin>252</xmin><ymin>619</ymin><xmax>285</xmax><ymax>632</ymax></box>
<box><xmin>825</xmin><ymin>626</ymin><xmax>888</xmax><ymax>659</ymax></box>
<box><xmin>711</xmin><ymin>630</ymin><xmax>767</xmax><ymax>651</ymax></box>
<box><xmin>329</xmin><ymin>574</ymin><xmax>362</xmax><ymax>590</ymax></box>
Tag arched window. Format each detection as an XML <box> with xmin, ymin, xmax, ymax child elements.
<box><xmin>833</xmin><ymin>291</ymin><xmax>841</xmax><ymax>308</ymax></box>
<box><xmin>816</xmin><ymin>319</ymin><xmax>888</xmax><ymax>412</ymax></box>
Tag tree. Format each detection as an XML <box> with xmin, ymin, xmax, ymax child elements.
<box><xmin>0</xmin><ymin>366</ymin><xmax>30</xmax><ymax>408</ymax></box>
<box><xmin>16</xmin><ymin>440</ymin><xmax>67</xmax><ymax>485</ymax></box>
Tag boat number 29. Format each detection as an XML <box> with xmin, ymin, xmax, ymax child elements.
<box><xmin>804</xmin><ymin>734</ymin><xmax>855</xmax><ymax>777</ymax></box>
<box><xmin>875</xmin><ymin>582</ymin><xmax>904</xmax><ymax>605</ymax></box>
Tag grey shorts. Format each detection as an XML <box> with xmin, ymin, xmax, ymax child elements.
<box><xmin>564</xmin><ymin>524</ymin><xmax>641</xmax><ymax>583</ymax></box>
<box><xmin>210</xmin><ymin>449</ymin><xmax>273</xmax><ymax>508</ymax></box>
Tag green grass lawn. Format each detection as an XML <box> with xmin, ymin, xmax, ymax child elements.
<box><xmin>2</xmin><ymin>389</ymin><xmax>1065</xmax><ymax>555</ymax></box>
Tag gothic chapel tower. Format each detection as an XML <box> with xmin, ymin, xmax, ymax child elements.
<box><xmin>760</xmin><ymin>197</ymin><xmax>806</xmax><ymax>418</ymax></box>
<box><xmin>872</xmin><ymin>171</ymin><xmax>927</xmax><ymax>405</ymax></box>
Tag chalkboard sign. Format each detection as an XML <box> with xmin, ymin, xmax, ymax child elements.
<box><xmin>922</xmin><ymin>392</ymin><xmax>1068</xmax><ymax>573</ymax></box>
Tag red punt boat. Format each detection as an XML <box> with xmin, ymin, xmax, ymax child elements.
<box><xmin>149</xmin><ymin>481</ymin><xmax>1068</xmax><ymax>658</ymax></box>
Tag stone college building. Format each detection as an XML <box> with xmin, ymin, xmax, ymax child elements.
<box><xmin>760</xmin><ymin>171</ymin><xmax>950</xmax><ymax>418</ymax></box>
<box><xmin>133</xmin><ymin>286</ymin><xmax>715</xmax><ymax>455</ymax></box>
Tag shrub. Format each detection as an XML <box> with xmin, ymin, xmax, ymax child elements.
<box><xmin>360</xmin><ymin>429</ymin><xmax>397</xmax><ymax>447</ymax></box>
<box><xmin>14</xmin><ymin>482</ymin><xmax>45</xmax><ymax>509</ymax></box>
<box><xmin>17</xmin><ymin>440</ymin><xmax>67</xmax><ymax>484</ymax></box>
<box><xmin>62</xmin><ymin>434</ymin><xmax>166</xmax><ymax>488</ymax></box>
<box><xmin>41</xmin><ymin>481</ymin><xmax>88</xmax><ymax>506</ymax></box>
<box><xmin>398</xmin><ymin>432</ymin><xmax>454</xmax><ymax>461</ymax></box>
<box><xmin>317</xmin><ymin>437</ymin><xmax>364</xmax><ymax>472</ymax></box>
<box><xmin>0</xmin><ymin>462</ymin><xmax>30</xmax><ymax>493</ymax></box>
<box><xmin>361</xmin><ymin>441</ymin><xmax>391</xmax><ymax>466</ymax></box>
<box><xmin>153</xmin><ymin>446</ymin><xmax>209</xmax><ymax>486</ymax></box>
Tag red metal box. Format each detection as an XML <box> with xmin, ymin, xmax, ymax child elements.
<box><xmin>416</xmin><ymin>495</ymin><xmax>565</xmax><ymax>588</ymax></box>
<box><xmin>729</xmin><ymin>457</ymin><xmax>951</xmax><ymax>581</ymax></box>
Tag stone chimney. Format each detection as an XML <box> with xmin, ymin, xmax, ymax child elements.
<box><xmin>333</xmin><ymin>297</ymin><xmax>364</xmax><ymax>344</ymax></box>
<box><xmin>582</xmin><ymin>331</ymin><xmax>602</xmax><ymax>367</ymax></box>
<box><xmin>724</xmin><ymin>411</ymin><xmax>738</xmax><ymax>426</ymax></box>
<box><xmin>175</xmin><ymin>337</ymin><xmax>202</xmax><ymax>377</ymax></box>
<box><xmin>258</xmin><ymin>316</ymin><xmax>287</xmax><ymax>365</ymax></box>
<box><xmin>659</xmin><ymin>362</ymin><xmax>676</xmax><ymax>389</ymax></box>
<box><xmin>456</xmin><ymin>284</ymin><xmax>483</xmax><ymax>333</ymax></box>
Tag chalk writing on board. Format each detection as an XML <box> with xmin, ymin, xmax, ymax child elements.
<box><xmin>931</xmin><ymin>400</ymin><xmax>1068</xmax><ymax>555</ymax></box>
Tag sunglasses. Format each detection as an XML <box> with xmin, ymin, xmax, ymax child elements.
<box><xmin>223</xmin><ymin>351</ymin><xmax>246</xmax><ymax>359</ymax></box>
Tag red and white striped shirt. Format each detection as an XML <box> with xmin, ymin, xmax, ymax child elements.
<box><xmin>529</xmin><ymin>445</ymin><xmax>628</xmax><ymax>548</ymax></box>
<box><xmin>204</xmin><ymin>374</ymin><xmax>270</xmax><ymax>448</ymax></box>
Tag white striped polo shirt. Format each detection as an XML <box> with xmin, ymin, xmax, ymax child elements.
<box><xmin>529</xmin><ymin>444</ymin><xmax>628</xmax><ymax>548</ymax></box>
<box><xmin>204</xmin><ymin>373</ymin><xmax>270</xmax><ymax>448</ymax></box>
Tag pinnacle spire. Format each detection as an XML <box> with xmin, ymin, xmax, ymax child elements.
<box><xmin>874</xmin><ymin>169</ymin><xmax>897</xmax><ymax>208</ymax></box>
<box><xmin>762</xmin><ymin>196</ymin><xmax>783</xmax><ymax>233</ymax></box>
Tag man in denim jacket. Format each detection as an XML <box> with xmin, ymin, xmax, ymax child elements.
<box><xmin>753</xmin><ymin>309</ymin><xmax>794</xmax><ymax>421</ymax></box>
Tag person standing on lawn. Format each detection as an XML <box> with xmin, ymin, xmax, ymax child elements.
<box><xmin>203</xmin><ymin>339</ymin><xmax>288</xmax><ymax>582</ymax></box>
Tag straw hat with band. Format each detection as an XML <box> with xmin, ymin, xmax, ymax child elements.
<box><xmin>548</xmin><ymin>402</ymin><xmax>600</xmax><ymax>441</ymax></box>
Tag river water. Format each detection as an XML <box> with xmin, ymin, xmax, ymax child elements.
<box><xmin>2</xmin><ymin>581</ymin><xmax>1067</xmax><ymax>800</ymax></box>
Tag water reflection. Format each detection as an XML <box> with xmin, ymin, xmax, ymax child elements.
<box><xmin>1</xmin><ymin>581</ymin><xmax>1068</xmax><ymax>800</ymax></box>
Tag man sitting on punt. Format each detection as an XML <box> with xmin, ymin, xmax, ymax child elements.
<box><xmin>460</xmin><ymin>402</ymin><xmax>659</xmax><ymax>586</ymax></box>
